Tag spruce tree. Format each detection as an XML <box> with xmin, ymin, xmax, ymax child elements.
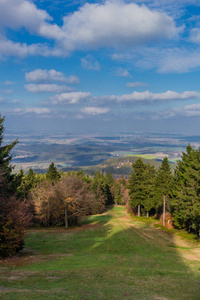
<box><xmin>129</xmin><ymin>158</ymin><xmax>148</xmax><ymax>217</ymax></box>
<box><xmin>46</xmin><ymin>162</ymin><xmax>61</xmax><ymax>182</ymax></box>
<box><xmin>143</xmin><ymin>164</ymin><xmax>156</xmax><ymax>218</ymax></box>
<box><xmin>0</xmin><ymin>115</ymin><xmax>17</xmax><ymax>196</ymax></box>
<box><xmin>172</xmin><ymin>144</ymin><xmax>200</xmax><ymax>235</ymax></box>
<box><xmin>154</xmin><ymin>157</ymin><xmax>173</xmax><ymax>226</ymax></box>
<box><xmin>0</xmin><ymin>115</ymin><xmax>31</xmax><ymax>258</ymax></box>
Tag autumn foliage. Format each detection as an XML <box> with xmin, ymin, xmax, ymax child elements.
<box><xmin>31</xmin><ymin>175</ymin><xmax>105</xmax><ymax>227</ymax></box>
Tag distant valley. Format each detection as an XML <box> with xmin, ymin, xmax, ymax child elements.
<box><xmin>5</xmin><ymin>132</ymin><xmax>200</xmax><ymax>175</ymax></box>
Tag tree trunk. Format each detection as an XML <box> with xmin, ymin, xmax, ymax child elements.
<box><xmin>147</xmin><ymin>211</ymin><xmax>149</xmax><ymax>218</ymax></box>
<box><xmin>138</xmin><ymin>204</ymin><xmax>141</xmax><ymax>217</ymax></box>
<box><xmin>65</xmin><ymin>205</ymin><xmax>68</xmax><ymax>228</ymax></box>
<box><xmin>163</xmin><ymin>194</ymin><xmax>166</xmax><ymax>226</ymax></box>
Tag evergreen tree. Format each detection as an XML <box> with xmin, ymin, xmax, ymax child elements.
<box><xmin>114</xmin><ymin>181</ymin><xmax>122</xmax><ymax>204</ymax></box>
<box><xmin>154</xmin><ymin>157</ymin><xmax>173</xmax><ymax>225</ymax></box>
<box><xmin>143</xmin><ymin>164</ymin><xmax>156</xmax><ymax>217</ymax></box>
<box><xmin>172</xmin><ymin>144</ymin><xmax>200</xmax><ymax>235</ymax></box>
<box><xmin>0</xmin><ymin>115</ymin><xmax>31</xmax><ymax>258</ymax></box>
<box><xmin>46</xmin><ymin>162</ymin><xmax>61</xmax><ymax>182</ymax></box>
<box><xmin>129</xmin><ymin>159</ymin><xmax>148</xmax><ymax>217</ymax></box>
<box><xmin>92</xmin><ymin>171</ymin><xmax>114</xmax><ymax>205</ymax></box>
<box><xmin>0</xmin><ymin>115</ymin><xmax>17</xmax><ymax>196</ymax></box>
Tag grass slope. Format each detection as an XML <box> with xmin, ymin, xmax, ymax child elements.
<box><xmin>0</xmin><ymin>206</ymin><xmax>200</xmax><ymax>299</ymax></box>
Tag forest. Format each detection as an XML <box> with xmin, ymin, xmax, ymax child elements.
<box><xmin>1</xmin><ymin>114</ymin><xmax>200</xmax><ymax>259</ymax></box>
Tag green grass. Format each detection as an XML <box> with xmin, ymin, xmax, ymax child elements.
<box><xmin>0</xmin><ymin>206</ymin><xmax>200</xmax><ymax>299</ymax></box>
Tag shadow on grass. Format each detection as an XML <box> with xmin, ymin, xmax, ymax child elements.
<box><xmin>0</xmin><ymin>206</ymin><xmax>199</xmax><ymax>299</ymax></box>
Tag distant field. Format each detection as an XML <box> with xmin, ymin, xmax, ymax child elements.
<box><xmin>112</xmin><ymin>152</ymin><xmax>158</xmax><ymax>160</ymax></box>
<box><xmin>0</xmin><ymin>206</ymin><xmax>199</xmax><ymax>299</ymax></box>
<box><xmin>7</xmin><ymin>132</ymin><xmax>200</xmax><ymax>173</ymax></box>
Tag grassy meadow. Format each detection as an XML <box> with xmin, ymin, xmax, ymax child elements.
<box><xmin>0</xmin><ymin>206</ymin><xmax>200</xmax><ymax>299</ymax></box>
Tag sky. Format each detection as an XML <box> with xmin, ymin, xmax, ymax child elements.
<box><xmin>1</xmin><ymin>0</ymin><xmax>200</xmax><ymax>134</ymax></box>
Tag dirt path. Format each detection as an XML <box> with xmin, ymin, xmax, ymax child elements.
<box><xmin>109</xmin><ymin>207</ymin><xmax>200</xmax><ymax>263</ymax></box>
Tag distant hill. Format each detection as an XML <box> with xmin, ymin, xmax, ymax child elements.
<box><xmin>60</xmin><ymin>156</ymin><xmax>175</xmax><ymax>177</ymax></box>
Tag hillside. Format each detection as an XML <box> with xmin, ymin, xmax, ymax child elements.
<box><xmin>0</xmin><ymin>206</ymin><xmax>199</xmax><ymax>299</ymax></box>
<box><xmin>60</xmin><ymin>155</ymin><xmax>174</xmax><ymax>176</ymax></box>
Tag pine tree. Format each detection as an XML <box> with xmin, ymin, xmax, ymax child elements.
<box><xmin>129</xmin><ymin>158</ymin><xmax>148</xmax><ymax>217</ymax></box>
<box><xmin>46</xmin><ymin>162</ymin><xmax>61</xmax><ymax>182</ymax></box>
<box><xmin>154</xmin><ymin>157</ymin><xmax>173</xmax><ymax>226</ymax></box>
<box><xmin>0</xmin><ymin>115</ymin><xmax>17</xmax><ymax>196</ymax></box>
<box><xmin>0</xmin><ymin>115</ymin><xmax>31</xmax><ymax>258</ymax></box>
<box><xmin>172</xmin><ymin>144</ymin><xmax>200</xmax><ymax>235</ymax></box>
<box><xmin>143</xmin><ymin>164</ymin><xmax>156</xmax><ymax>218</ymax></box>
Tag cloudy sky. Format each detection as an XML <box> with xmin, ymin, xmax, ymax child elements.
<box><xmin>1</xmin><ymin>0</ymin><xmax>200</xmax><ymax>134</ymax></box>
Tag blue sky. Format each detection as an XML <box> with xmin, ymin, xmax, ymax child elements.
<box><xmin>1</xmin><ymin>0</ymin><xmax>200</xmax><ymax>134</ymax></box>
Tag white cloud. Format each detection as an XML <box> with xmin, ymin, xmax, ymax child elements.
<box><xmin>106</xmin><ymin>90</ymin><xmax>200</xmax><ymax>103</ymax></box>
<box><xmin>4</xmin><ymin>80</ymin><xmax>14</xmax><ymax>85</ymax></box>
<box><xmin>81</xmin><ymin>55</ymin><xmax>100</xmax><ymax>70</ymax></box>
<box><xmin>0</xmin><ymin>1</ymin><xmax>182</xmax><ymax>58</ymax></box>
<box><xmin>112</xmin><ymin>46</ymin><xmax>200</xmax><ymax>73</ymax></box>
<box><xmin>115</xmin><ymin>68</ymin><xmax>131</xmax><ymax>78</ymax></box>
<box><xmin>157</xmin><ymin>48</ymin><xmax>200</xmax><ymax>73</ymax></box>
<box><xmin>190</xmin><ymin>28</ymin><xmax>200</xmax><ymax>44</ymax></box>
<box><xmin>126</xmin><ymin>82</ymin><xmax>148</xmax><ymax>88</ymax></box>
<box><xmin>0</xmin><ymin>0</ymin><xmax>50</xmax><ymax>32</ymax></box>
<box><xmin>0</xmin><ymin>0</ymin><xmax>65</xmax><ymax>58</ymax></box>
<box><xmin>60</xmin><ymin>1</ymin><xmax>180</xmax><ymax>51</ymax></box>
<box><xmin>25</xmin><ymin>84</ymin><xmax>73</xmax><ymax>93</ymax></box>
<box><xmin>150</xmin><ymin>102</ymin><xmax>200</xmax><ymax>120</ymax></box>
<box><xmin>12</xmin><ymin>99</ymin><xmax>21</xmax><ymax>104</ymax></box>
<box><xmin>51</xmin><ymin>92</ymin><xmax>92</xmax><ymax>104</ymax></box>
<box><xmin>0</xmin><ymin>37</ymin><xmax>62</xmax><ymax>59</ymax></box>
<box><xmin>5</xmin><ymin>89</ymin><xmax>13</xmax><ymax>94</ymax></box>
<box><xmin>81</xmin><ymin>107</ymin><xmax>110</xmax><ymax>115</ymax></box>
<box><xmin>25</xmin><ymin>69</ymin><xmax>80</xmax><ymax>84</ymax></box>
<box><xmin>13</xmin><ymin>107</ymin><xmax>51</xmax><ymax>115</ymax></box>
<box><xmin>174</xmin><ymin>103</ymin><xmax>200</xmax><ymax>117</ymax></box>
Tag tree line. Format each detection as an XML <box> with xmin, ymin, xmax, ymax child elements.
<box><xmin>128</xmin><ymin>145</ymin><xmax>200</xmax><ymax>237</ymax></box>
<box><xmin>1</xmin><ymin>114</ymin><xmax>200</xmax><ymax>259</ymax></box>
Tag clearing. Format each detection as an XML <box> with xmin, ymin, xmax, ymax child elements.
<box><xmin>0</xmin><ymin>206</ymin><xmax>200</xmax><ymax>299</ymax></box>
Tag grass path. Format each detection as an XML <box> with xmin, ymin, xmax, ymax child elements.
<box><xmin>0</xmin><ymin>206</ymin><xmax>200</xmax><ymax>299</ymax></box>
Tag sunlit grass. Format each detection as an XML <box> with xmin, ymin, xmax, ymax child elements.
<box><xmin>0</xmin><ymin>206</ymin><xmax>199</xmax><ymax>299</ymax></box>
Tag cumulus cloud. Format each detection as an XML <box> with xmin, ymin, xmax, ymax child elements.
<box><xmin>0</xmin><ymin>37</ymin><xmax>63</xmax><ymax>59</ymax></box>
<box><xmin>81</xmin><ymin>107</ymin><xmax>110</xmax><ymax>115</ymax></box>
<box><xmin>107</xmin><ymin>90</ymin><xmax>200</xmax><ymax>103</ymax></box>
<box><xmin>0</xmin><ymin>0</ymin><xmax>50</xmax><ymax>32</ymax></box>
<box><xmin>81</xmin><ymin>55</ymin><xmax>100</xmax><ymax>70</ymax></box>
<box><xmin>126</xmin><ymin>82</ymin><xmax>148</xmax><ymax>88</ymax></box>
<box><xmin>0</xmin><ymin>0</ymin><xmax>65</xmax><ymax>58</ymax></box>
<box><xmin>60</xmin><ymin>1</ymin><xmax>179</xmax><ymax>51</ymax></box>
<box><xmin>25</xmin><ymin>83</ymin><xmax>73</xmax><ymax>93</ymax></box>
<box><xmin>51</xmin><ymin>92</ymin><xmax>92</xmax><ymax>104</ymax></box>
<box><xmin>0</xmin><ymin>0</ymin><xmax>182</xmax><ymax>58</ymax></box>
<box><xmin>174</xmin><ymin>103</ymin><xmax>200</xmax><ymax>117</ymax></box>
<box><xmin>25</xmin><ymin>69</ymin><xmax>80</xmax><ymax>84</ymax></box>
<box><xmin>115</xmin><ymin>68</ymin><xmax>131</xmax><ymax>77</ymax></box>
<box><xmin>13</xmin><ymin>107</ymin><xmax>51</xmax><ymax>114</ymax></box>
